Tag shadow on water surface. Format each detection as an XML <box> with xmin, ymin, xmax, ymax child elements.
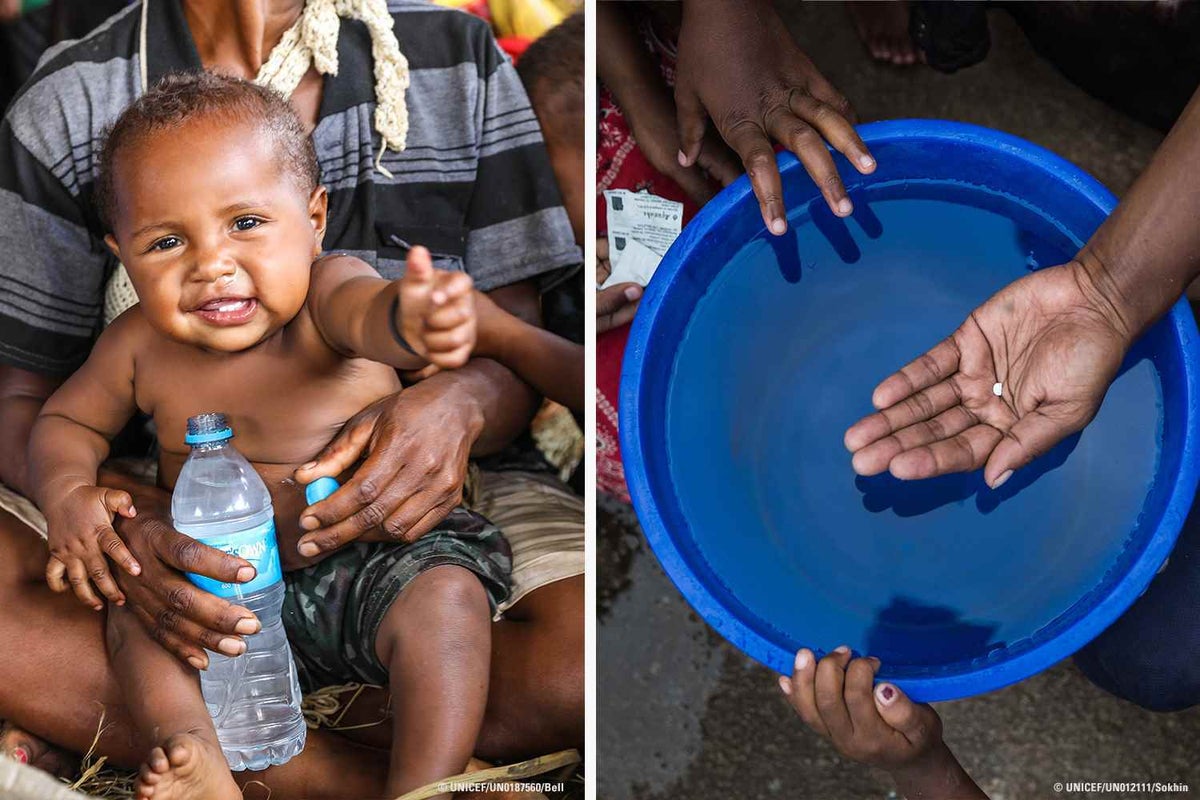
<box><xmin>809</xmin><ymin>199</ymin><xmax>862</xmax><ymax>265</ymax></box>
<box><xmin>762</xmin><ymin>192</ymin><xmax>885</xmax><ymax>283</ymax></box>
<box><xmin>853</xmin><ymin>431</ymin><xmax>1081</xmax><ymax>517</ymax></box>
<box><xmin>767</xmin><ymin>221</ymin><xmax>804</xmax><ymax>284</ymax></box>
<box><xmin>865</xmin><ymin>595</ymin><xmax>1002</xmax><ymax>667</ymax></box>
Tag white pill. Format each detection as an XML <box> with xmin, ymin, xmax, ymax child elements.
<box><xmin>992</xmin><ymin>382</ymin><xmax>1003</xmax><ymax>397</ymax></box>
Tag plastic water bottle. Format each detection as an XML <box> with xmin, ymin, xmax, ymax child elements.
<box><xmin>172</xmin><ymin>412</ymin><xmax>306</xmax><ymax>771</ymax></box>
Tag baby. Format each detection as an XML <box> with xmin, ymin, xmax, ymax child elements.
<box><xmin>27</xmin><ymin>71</ymin><xmax>567</xmax><ymax>800</ymax></box>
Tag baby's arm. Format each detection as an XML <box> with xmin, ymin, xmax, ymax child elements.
<box><xmin>473</xmin><ymin>291</ymin><xmax>584</xmax><ymax>414</ymax></box>
<box><xmin>782</xmin><ymin>648</ymin><xmax>988</xmax><ymax>799</ymax></box>
<box><xmin>308</xmin><ymin>247</ymin><xmax>476</xmax><ymax>370</ymax></box>
<box><xmin>28</xmin><ymin>313</ymin><xmax>142</xmax><ymax>610</ymax></box>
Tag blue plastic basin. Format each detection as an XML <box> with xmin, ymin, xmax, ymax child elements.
<box><xmin>620</xmin><ymin>120</ymin><xmax>1200</xmax><ymax>702</ymax></box>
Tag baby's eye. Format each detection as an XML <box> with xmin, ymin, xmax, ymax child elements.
<box><xmin>150</xmin><ymin>236</ymin><xmax>181</xmax><ymax>252</ymax></box>
<box><xmin>234</xmin><ymin>216</ymin><xmax>263</xmax><ymax>232</ymax></box>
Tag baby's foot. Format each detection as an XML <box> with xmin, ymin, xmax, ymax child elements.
<box><xmin>847</xmin><ymin>1</ymin><xmax>920</xmax><ymax>65</ymax></box>
<box><xmin>135</xmin><ymin>732</ymin><xmax>241</xmax><ymax>800</ymax></box>
<box><xmin>0</xmin><ymin>721</ymin><xmax>79</xmax><ymax>779</ymax></box>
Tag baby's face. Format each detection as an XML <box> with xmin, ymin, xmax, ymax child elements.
<box><xmin>106</xmin><ymin>115</ymin><xmax>325</xmax><ymax>353</ymax></box>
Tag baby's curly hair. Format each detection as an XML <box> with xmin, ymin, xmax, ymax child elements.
<box><xmin>95</xmin><ymin>71</ymin><xmax>320</xmax><ymax>231</ymax></box>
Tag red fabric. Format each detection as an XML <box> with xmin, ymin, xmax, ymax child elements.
<box><xmin>497</xmin><ymin>35</ymin><xmax>532</xmax><ymax>62</ymax></box>
<box><xmin>596</xmin><ymin>34</ymin><xmax>713</xmax><ymax>502</ymax></box>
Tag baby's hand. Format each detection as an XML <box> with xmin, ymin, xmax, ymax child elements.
<box><xmin>780</xmin><ymin>647</ymin><xmax>944</xmax><ymax>771</ymax></box>
<box><xmin>398</xmin><ymin>245</ymin><xmax>476</xmax><ymax>369</ymax></box>
<box><xmin>44</xmin><ymin>486</ymin><xmax>140</xmax><ymax>610</ymax></box>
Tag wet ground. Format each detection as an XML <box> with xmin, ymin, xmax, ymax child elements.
<box><xmin>597</xmin><ymin>4</ymin><xmax>1200</xmax><ymax>799</ymax></box>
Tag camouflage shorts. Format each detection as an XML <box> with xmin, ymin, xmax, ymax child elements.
<box><xmin>281</xmin><ymin>507</ymin><xmax>512</xmax><ymax>690</ymax></box>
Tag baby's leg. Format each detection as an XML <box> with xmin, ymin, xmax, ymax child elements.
<box><xmin>105</xmin><ymin>604</ymin><xmax>241</xmax><ymax>800</ymax></box>
<box><xmin>375</xmin><ymin>565</ymin><xmax>491</xmax><ymax>798</ymax></box>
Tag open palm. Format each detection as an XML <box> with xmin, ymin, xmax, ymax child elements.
<box><xmin>844</xmin><ymin>262</ymin><xmax>1132</xmax><ymax>487</ymax></box>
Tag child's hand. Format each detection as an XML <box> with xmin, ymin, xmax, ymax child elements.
<box><xmin>780</xmin><ymin>647</ymin><xmax>944</xmax><ymax>771</ymax></box>
<box><xmin>44</xmin><ymin>486</ymin><xmax>141</xmax><ymax>610</ymax></box>
<box><xmin>398</xmin><ymin>246</ymin><xmax>476</xmax><ymax>369</ymax></box>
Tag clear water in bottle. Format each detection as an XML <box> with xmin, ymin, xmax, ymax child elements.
<box><xmin>172</xmin><ymin>412</ymin><xmax>306</xmax><ymax>771</ymax></box>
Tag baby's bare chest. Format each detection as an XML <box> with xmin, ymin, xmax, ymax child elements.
<box><xmin>136</xmin><ymin>345</ymin><xmax>401</xmax><ymax>467</ymax></box>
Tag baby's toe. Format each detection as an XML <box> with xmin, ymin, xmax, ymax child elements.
<box><xmin>137</xmin><ymin>764</ymin><xmax>160</xmax><ymax>796</ymax></box>
<box><xmin>164</xmin><ymin>737</ymin><xmax>194</xmax><ymax>768</ymax></box>
<box><xmin>147</xmin><ymin>746</ymin><xmax>170</xmax><ymax>774</ymax></box>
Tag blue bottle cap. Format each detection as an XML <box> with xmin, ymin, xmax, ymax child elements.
<box><xmin>305</xmin><ymin>476</ymin><xmax>341</xmax><ymax>505</ymax></box>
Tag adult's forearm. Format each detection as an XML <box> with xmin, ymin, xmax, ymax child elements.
<box><xmin>597</xmin><ymin>3</ymin><xmax>672</xmax><ymax>124</ymax></box>
<box><xmin>0</xmin><ymin>365</ymin><xmax>62</xmax><ymax>495</ymax></box>
<box><xmin>436</xmin><ymin>358</ymin><xmax>540</xmax><ymax>457</ymax></box>
<box><xmin>462</xmin><ymin>278</ymin><xmax>545</xmax><ymax>454</ymax></box>
<box><xmin>1079</xmin><ymin>85</ymin><xmax>1200</xmax><ymax>339</ymax></box>
<box><xmin>0</xmin><ymin>394</ymin><xmax>43</xmax><ymax>495</ymax></box>
<box><xmin>484</xmin><ymin>326</ymin><xmax>583</xmax><ymax>414</ymax></box>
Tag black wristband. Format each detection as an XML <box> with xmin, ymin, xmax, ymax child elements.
<box><xmin>388</xmin><ymin>295</ymin><xmax>418</xmax><ymax>356</ymax></box>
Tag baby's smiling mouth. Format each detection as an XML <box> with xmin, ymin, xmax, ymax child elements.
<box><xmin>190</xmin><ymin>297</ymin><xmax>259</xmax><ymax>325</ymax></box>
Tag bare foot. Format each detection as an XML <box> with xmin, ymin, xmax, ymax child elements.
<box><xmin>846</xmin><ymin>1</ymin><xmax>921</xmax><ymax>65</ymax></box>
<box><xmin>0</xmin><ymin>721</ymin><xmax>80</xmax><ymax>780</ymax></box>
<box><xmin>135</xmin><ymin>732</ymin><xmax>241</xmax><ymax>800</ymax></box>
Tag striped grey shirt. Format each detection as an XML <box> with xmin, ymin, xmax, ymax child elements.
<box><xmin>0</xmin><ymin>0</ymin><xmax>579</xmax><ymax>376</ymax></box>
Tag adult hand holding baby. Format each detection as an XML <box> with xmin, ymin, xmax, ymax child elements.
<box><xmin>293</xmin><ymin>377</ymin><xmax>481</xmax><ymax>554</ymax></box>
<box><xmin>293</xmin><ymin>246</ymin><xmax>500</xmax><ymax>555</ymax></box>
<box><xmin>104</xmin><ymin>476</ymin><xmax>262</xmax><ymax>670</ymax></box>
<box><xmin>844</xmin><ymin>261</ymin><xmax>1131</xmax><ymax>489</ymax></box>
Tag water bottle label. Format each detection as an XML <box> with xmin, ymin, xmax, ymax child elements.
<box><xmin>186</xmin><ymin>519</ymin><xmax>282</xmax><ymax>598</ymax></box>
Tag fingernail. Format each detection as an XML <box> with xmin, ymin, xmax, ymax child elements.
<box><xmin>623</xmin><ymin>286</ymin><xmax>642</xmax><ymax>301</ymax></box>
<box><xmin>795</xmin><ymin>649</ymin><xmax>811</xmax><ymax>671</ymax></box>
<box><xmin>834</xmin><ymin>645</ymin><xmax>850</xmax><ymax>655</ymax></box>
<box><xmin>432</xmin><ymin>291</ymin><xmax>446</xmax><ymax>305</ymax></box>
<box><xmin>879</xmin><ymin>684</ymin><xmax>896</xmax><ymax>704</ymax></box>
<box><xmin>868</xmin><ymin>657</ymin><xmax>882</xmax><ymax>669</ymax></box>
<box><xmin>187</xmin><ymin>655</ymin><xmax>206</xmax><ymax>670</ymax></box>
<box><xmin>218</xmin><ymin>637</ymin><xmax>245</xmax><ymax>656</ymax></box>
<box><xmin>13</xmin><ymin>746</ymin><xmax>28</xmax><ymax>763</ymax></box>
<box><xmin>837</xmin><ymin>198</ymin><xmax>853</xmax><ymax>216</ymax></box>
<box><xmin>300</xmin><ymin>516</ymin><xmax>319</xmax><ymax>531</ymax></box>
<box><xmin>298</xmin><ymin>541</ymin><xmax>319</xmax><ymax>557</ymax></box>
<box><xmin>129</xmin><ymin>563</ymin><xmax>141</xmax><ymax>576</ymax></box>
<box><xmin>991</xmin><ymin>470</ymin><xmax>1013</xmax><ymax>490</ymax></box>
<box><xmin>128</xmin><ymin>505</ymin><xmax>137</xmax><ymax>516</ymax></box>
<box><xmin>859</xmin><ymin>155</ymin><xmax>875</xmax><ymax>171</ymax></box>
<box><xmin>770</xmin><ymin>217</ymin><xmax>787</xmax><ymax>235</ymax></box>
<box><xmin>298</xmin><ymin>461</ymin><xmax>317</xmax><ymax>472</ymax></box>
<box><xmin>235</xmin><ymin>617</ymin><xmax>260</xmax><ymax>635</ymax></box>
<box><xmin>778</xmin><ymin>675</ymin><xmax>792</xmax><ymax>695</ymax></box>
<box><xmin>677</xmin><ymin>150</ymin><xmax>688</xmax><ymax>167</ymax></box>
<box><xmin>236</xmin><ymin>566</ymin><xmax>256</xmax><ymax>583</ymax></box>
